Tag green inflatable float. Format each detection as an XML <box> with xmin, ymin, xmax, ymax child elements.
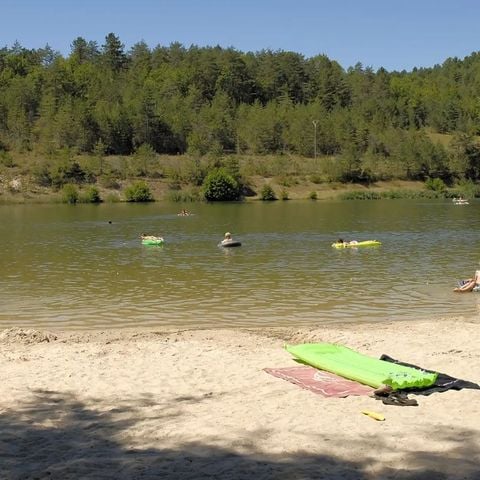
<box><xmin>331</xmin><ymin>240</ymin><xmax>381</xmax><ymax>248</ymax></box>
<box><xmin>141</xmin><ymin>237</ymin><xmax>164</xmax><ymax>246</ymax></box>
<box><xmin>285</xmin><ymin>343</ymin><xmax>437</xmax><ymax>390</ymax></box>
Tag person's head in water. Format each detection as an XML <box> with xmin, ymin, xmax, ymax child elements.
<box><xmin>225</xmin><ymin>232</ymin><xmax>232</xmax><ymax>240</ymax></box>
<box><xmin>337</xmin><ymin>238</ymin><xmax>344</xmax><ymax>243</ymax></box>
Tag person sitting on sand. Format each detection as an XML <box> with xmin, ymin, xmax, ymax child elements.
<box><xmin>454</xmin><ymin>269</ymin><xmax>480</xmax><ymax>292</ymax></box>
<box><xmin>221</xmin><ymin>232</ymin><xmax>234</xmax><ymax>245</ymax></box>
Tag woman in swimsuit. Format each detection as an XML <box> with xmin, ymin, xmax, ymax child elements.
<box><xmin>454</xmin><ymin>269</ymin><xmax>480</xmax><ymax>292</ymax></box>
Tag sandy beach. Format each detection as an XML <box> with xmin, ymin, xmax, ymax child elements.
<box><xmin>1</xmin><ymin>317</ymin><xmax>479</xmax><ymax>480</ymax></box>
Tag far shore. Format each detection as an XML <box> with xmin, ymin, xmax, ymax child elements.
<box><xmin>1</xmin><ymin>316</ymin><xmax>479</xmax><ymax>479</ymax></box>
<box><xmin>0</xmin><ymin>177</ymin><xmax>451</xmax><ymax>205</ymax></box>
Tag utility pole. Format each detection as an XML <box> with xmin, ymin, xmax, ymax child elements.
<box><xmin>312</xmin><ymin>120</ymin><xmax>318</xmax><ymax>158</ymax></box>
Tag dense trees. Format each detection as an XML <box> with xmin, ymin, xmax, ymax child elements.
<box><xmin>1</xmin><ymin>34</ymin><xmax>480</xmax><ymax>183</ymax></box>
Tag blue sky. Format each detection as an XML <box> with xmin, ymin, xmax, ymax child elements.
<box><xmin>2</xmin><ymin>0</ymin><xmax>480</xmax><ymax>72</ymax></box>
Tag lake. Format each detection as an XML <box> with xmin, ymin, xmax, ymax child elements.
<box><xmin>0</xmin><ymin>200</ymin><xmax>479</xmax><ymax>330</ymax></box>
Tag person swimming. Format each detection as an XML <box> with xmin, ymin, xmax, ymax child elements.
<box><xmin>221</xmin><ymin>232</ymin><xmax>233</xmax><ymax>244</ymax></box>
<box><xmin>140</xmin><ymin>233</ymin><xmax>163</xmax><ymax>241</ymax></box>
<box><xmin>337</xmin><ymin>238</ymin><xmax>358</xmax><ymax>246</ymax></box>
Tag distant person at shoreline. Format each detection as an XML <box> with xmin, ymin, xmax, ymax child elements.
<box><xmin>178</xmin><ymin>209</ymin><xmax>190</xmax><ymax>216</ymax></box>
<box><xmin>454</xmin><ymin>269</ymin><xmax>480</xmax><ymax>292</ymax></box>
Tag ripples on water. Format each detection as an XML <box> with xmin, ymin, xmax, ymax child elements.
<box><xmin>1</xmin><ymin>201</ymin><xmax>479</xmax><ymax>329</ymax></box>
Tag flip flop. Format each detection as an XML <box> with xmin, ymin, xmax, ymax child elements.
<box><xmin>376</xmin><ymin>392</ymin><xmax>418</xmax><ymax>407</ymax></box>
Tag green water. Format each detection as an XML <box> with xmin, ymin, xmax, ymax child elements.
<box><xmin>1</xmin><ymin>200</ymin><xmax>479</xmax><ymax>330</ymax></box>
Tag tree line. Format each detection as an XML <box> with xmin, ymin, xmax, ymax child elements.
<box><xmin>1</xmin><ymin>33</ymin><xmax>480</xmax><ymax>184</ymax></box>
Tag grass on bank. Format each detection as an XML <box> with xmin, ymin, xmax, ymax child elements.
<box><xmin>0</xmin><ymin>151</ymin><xmax>479</xmax><ymax>203</ymax></box>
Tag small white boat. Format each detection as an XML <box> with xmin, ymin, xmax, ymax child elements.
<box><xmin>452</xmin><ymin>198</ymin><xmax>469</xmax><ymax>205</ymax></box>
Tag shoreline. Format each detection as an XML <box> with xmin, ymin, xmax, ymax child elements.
<box><xmin>1</xmin><ymin>317</ymin><xmax>479</xmax><ymax>479</ymax></box>
<box><xmin>0</xmin><ymin>311</ymin><xmax>477</xmax><ymax>334</ymax></box>
<box><xmin>0</xmin><ymin>178</ymin><xmax>450</xmax><ymax>204</ymax></box>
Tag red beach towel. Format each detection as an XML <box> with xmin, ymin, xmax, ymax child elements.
<box><xmin>264</xmin><ymin>366</ymin><xmax>374</xmax><ymax>398</ymax></box>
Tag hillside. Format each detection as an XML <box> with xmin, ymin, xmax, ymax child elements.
<box><xmin>2</xmin><ymin>37</ymin><xmax>480</xmax><ymax>192</ymax></box>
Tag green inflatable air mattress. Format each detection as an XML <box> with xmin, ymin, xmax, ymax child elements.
<box><xmin>331</xmin><ymin>240</ymin><xmax>381</xmax><ymax>248</ymax></box>
<box><xmin>142</xmin><ymin>238</ymin><xmax>164</xmax><ymax>246</ymax></box>
<box><xmin>285</xmin><ymin>343</ymin><xmax>437</xmax><ymax>390</ymax></box>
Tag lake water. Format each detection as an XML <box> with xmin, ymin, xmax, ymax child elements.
<box><xmin>1</xmin><ymin>200</ymin><xmax>479</xmax><ymax>330</ymax></box>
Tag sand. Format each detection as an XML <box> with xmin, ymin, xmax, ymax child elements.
<box><xmin>0</xmin><ymin>318</ymin><xmax>479</xmax><ymax>479</ymax></box>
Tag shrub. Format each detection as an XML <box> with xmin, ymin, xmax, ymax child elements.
<box><xmin>105</xmin><ymin>192</ymin><xmax>121</xmax><ymax>203</ymax></box>
<box><xmin>309</xmin><ymin>191</ymin><xmax>318</xmax><ymax>200</ymax></box>
<box><xmin>124</xmin><ymin>181</ymin><xmax>154</xmax><ymax>202</ymax></box>
<box><xmin>380</xmin><ymin>189</ymin><xmax>439</xmax><ymax>199</ymax></box>
<box><xmin>276</xmin><ymin>175</ymin><xmax>295</xmax><ymax>187</ymax></box>
<box><xmin>32</xmin><ymin>164</ymin><xmax>52</xmax><ymax>187</ymax></box>
<box><xmin>132</xmin><ymin>143</ymin><xmax>156</xmax><ymax>176</ymax></box>
<box><xmin>450</xmin><ymin>179</ymin><xmax>480</xmax><ymax>199</ymax></box>
<box><xmin>61</xmin><ymin>184</ymin><xmax>79</xmax><ymax>204</ymax></box>
<box><xmin>280</xmin><ymin>188</ymin><xmax>289</xmax><ymax>200</ymax></box>
<box><xmin>63</xmin><ymin>161</ymin><xmax>87</xmax><ymax>184</ymax></box>
<box><xmin>0</xmin><ymin>151</ymin><xmax>15</xmax><ymax>168</ymax></box>
<box><xmin>168</xmin><ymin>189</ymin><xmax>202</xmax><ymax>202</ymax></box>
<box><xmin>80</xmin><ymin>186</ymin><xmax>101</xmax><ymax>203</ymax></box>
<box><xmin>99</xmin><ymin>174</ymin><xmax>121</xmax><ymax>189</ymax></box>
<box><xmin>340</xmin><ymin>189</ymin><xmax>442</xmax><ymax>200</ymax></box>
<box><xmin>425</xmin><ymin>177</ymin><xmax>446</xmax><ymax>193</ymax></box>
<box><xmin>50</xmin><ymin>160</ymin><xmax>89</xmax><ymax>189</ymax></box>
<box><xmin>202</xmin><ymin>168</ymin><xmax>240</xmax><ymax>201</ymax></box>
<box><xmin>260</xmin><ymin>184</ymin><xmax>277</xmax><ymax>201</ymax></box>
<box><xmin>340</xmin><ymin>191</ymin><xmax>381</xmax><ymax>200</ymax></box>
<box><xmin>184</xmin><ymin>159</ymin><xmax>206</xmax><ymax>186</ymax></box>
<box><xmin>309</xmin><ymin>174</ymin><xmax>323</xmax><ymax>184</ymax></box>
<box><xmin>168</xmin><ymin>180</ymin><xmax>182</xmax><ymax>191</ymax></box>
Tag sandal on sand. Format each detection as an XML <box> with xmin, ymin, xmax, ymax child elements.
<box><xmin>375</xmin><ymin>391</ymin><xmax>418</xmax><ymax>407</ymax></box>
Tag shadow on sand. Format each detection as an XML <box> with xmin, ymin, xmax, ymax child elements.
<box><xmin>0</xmin><ymin>390</ymin><xmax>479</xmax><ymax>479</ymax></box>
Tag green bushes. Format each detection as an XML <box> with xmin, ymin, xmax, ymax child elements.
<box><xmin>61</xmin><ymin>184</ymin><xmax>79</xmax><ymax>204</ymax></box>
<box><xmin>202</xmin><ymin>168</ymin><xmax>240</xmax><ymax>201</ymax></box>
<box><xmin>32</xmin><ymin>164</ymin><xmax>53</xmax><ymax>187</ymax></box>
<box><xmin>0</xmin><ymin>151</ymin><xmax>15</xmax><ymax>168</ymax></box>
<box><xmin>51</xmin><ymin>161</ymin><xmax>90</xmax><ymax>188</ymax></box>
<box><xmin>340</xmin><ymin>189</ymin><xmax>443</xmax><ymax>200</ymax></box>
<box><xmin>449</xmin><ymin>179</ymin><xmax>480</xmax><ymax>199</ymax></box>
<box><xmin>80</xmin><ymin>186</ymin><xmax>101</xmax><ymax>203</ymax></box>
<box><xmin>276</xmin><ymin>175</ymin><xmax>297</xmax><ymax>188</ymax></box>
<box><xmin>309</xmin><ymin>191</ymin><xmax>318</xmax><ymax>200</ymax></box>
<box><xmin>340</xmin><ymin>191</ymin><xmax>381</xmax><ymax>200</ymax></box>
<box><xmin>425</xmin><ymin>177</ymin><xmax>447</xmax><ymax>193</ymax></box>
<box><xmin>309</xmin><ymin>174</ymin><xmax>323</xmax><ymax>184</ymax></box>
<box><xmin>61</xmin><ymin>185</ymin><xmax>102</xmax><ymax>203</ymax></box>
<box><xmin>32</xmin><ymin>159</ymin><xmax>93</xmax><ymax>189</ymax></box>
<box><xmin>382</xmin><ymin>189</ymin><xmax>438</xmax><ymax>199</ymax></box>
<box><xmin>280</xmin><ymin>188</ymin><xmax>289</xmax><ymax>200</ymax></box>
<box><xmin>99</xmin><ymin>174</ymin><xmax>121</xmax><ymax>190</ymax></box>
<box><xmin>124</xmin><ymin>181</ymin><xmax>154</xmax><ymax>202</ymax></box>
<box><xmin>260</xmin><ymin>184</ymin><xmax>277</xmax><ymax>201</ymax></box>
<box><xmin>167</xmin><ymin>188</ymin><xmax>202</xmax><ymax>202</ymax></box>
<box><xmin>104</xmin><ymin>192</ymin><xmax>121</xmax><ymax>203</ymax></box>
<box><xmin>131</xmin><ymin>143</ymin><xmax>156</xmax><ymax>177</ymax></box>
